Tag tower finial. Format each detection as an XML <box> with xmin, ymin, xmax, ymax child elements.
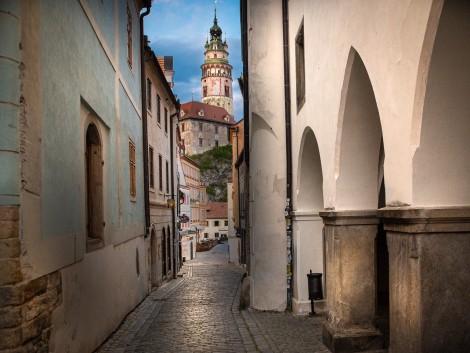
<box><xmin>214</xmin><ymin>0</ymin><xmax>217</xmax><ymax>19</ymax></box>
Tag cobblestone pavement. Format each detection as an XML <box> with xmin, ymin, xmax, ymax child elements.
<box><xmin>96</xmin><ymin>244</ymin><xmax>329</xmax><ymax>353</ymax></box>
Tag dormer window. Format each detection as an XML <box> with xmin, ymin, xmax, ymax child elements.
<box><xmin>180</xmin><ymin>110</ymin><xmax>185</xmax><ymax>117</ymax></box>
<box><xmin>198</xmin><ymin>110</ymin><xmax>204</xmax><ymax>116</ymax></box>
<box><xmin>224</xmin><ymin>115</ymin><xmax>230</xmax><ymax>122</ymax></box>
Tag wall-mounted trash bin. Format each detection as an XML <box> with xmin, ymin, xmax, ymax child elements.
<box><xmin>307</xmin><ymin>270</ymin><xmax>323</xmax><ymax>315</ymax></box>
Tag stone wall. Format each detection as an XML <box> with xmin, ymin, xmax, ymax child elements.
<box><xmin>0</xmin><ymin>206</ymin><xmax>62</xmax><ymax>352</ymax></box>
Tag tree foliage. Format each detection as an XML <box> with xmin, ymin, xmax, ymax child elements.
<box><xmin>189</xmin><ymin>145</ymin><xmax>232</xmax><ymax>201</ymax></box>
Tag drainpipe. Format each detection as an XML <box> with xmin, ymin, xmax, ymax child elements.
<box><xmin>170</xmin><ymin>102</ymin><xmax>181</xmax><ymax>279</ymax></box>
<box><xmin>140</xmin><ymin>4</ymin><xmax>151</xmax><ymax>238</ymax></box>
<box><xmin>241</xmin><ymin>0</ymin><xmax>249</xmax><ymax>167</ymax></box>
<box><xmin>282</xmin><ymin>0</ymin><xmax>294</xmax><ymax>311</ymax></box>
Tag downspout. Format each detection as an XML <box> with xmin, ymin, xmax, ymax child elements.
<box><xmin>170</xmin><ymin>102</ymin><xmax>180</xmax><ymax>279</ymax></box>
<box><xmin>241</xmin><ymin>0</ymin><xmax>249</xmax><ymax>167</ymax></box>
<box><xmin>140</xmin><ymin>4</ymin><xmax>151</xmax><ymax>238</ymax></box>
<box><xmin>282</xmin><ymin>0</ymin><xmax>294</xmax><ymax>311</ymax></box>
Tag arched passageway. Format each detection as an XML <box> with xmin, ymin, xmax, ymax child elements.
<box><xmin>413</xmin><ymin>0</ymin><xmax>470</xmax><ymax>206</ymax></box>
<box><xmin>383</xmin><ymin>2</ymin><xmax>470</xmax><ymax>352</ymax></box>
<box><xmin>292</xmin><ymin>128</ymin><xmax>324</xmax><ymax>314</ymax></box>
<box><xmin>322</xmin><ymin>49</ymin><xmax>388</xmax><ymax>351</ymax></box>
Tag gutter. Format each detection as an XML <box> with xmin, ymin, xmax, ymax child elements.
<box><xmin>282</xmin><ymin>0</ymin><xmax>294</xmax><ymax>311</ymax></box>
<box><xmin>140</xmin><ymin>3</ymin><xmax>151</xmax><ymax>238</ymax></box>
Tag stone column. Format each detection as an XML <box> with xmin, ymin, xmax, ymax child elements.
<box><xmin>319</xmin><ymin>210</ymin><xmax>383</xmax><ymax>352</ymax></box>
<box><xmin>379</xmin><ymin>207</ymin><xmax>470</xmax><ymax>353</ymax></box>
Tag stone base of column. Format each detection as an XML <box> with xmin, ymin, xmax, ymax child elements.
<box><xmin>319</xmin><ymin>210</ymin><xmax>384</xmax><ymax>352</ymax></box>
<box><xmin>322</xmin><ymin>321</ymin><xmax>384</xmax><ymax>353</ymax></box>
<box><xmin>380</xmin><ymin>206</ymin><xmax>470</xmax><ymax>353</ymax></box>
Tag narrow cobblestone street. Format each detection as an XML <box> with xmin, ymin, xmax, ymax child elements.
<box><xmin>96</xmin><ymin>243</ymin><xmax>329</xmax><ymax>353</ymax></box>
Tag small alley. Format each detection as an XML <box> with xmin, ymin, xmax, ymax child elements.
<box><xmin>96</xmin><ymin>244</ymin><xmax>328</xmax><ymax>353</ymax></box>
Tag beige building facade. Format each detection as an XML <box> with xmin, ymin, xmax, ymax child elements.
<box><xmin>242</xmin><ymin>0</ymin><xmax>470</xmax><ymax>352</ymax></box>
<box><xmin>145</xmin><ymin>43</ymin><xmax>179</xmax><ymax>287</ymax></box>
<box><xmin>179</xmin><ymin>101</ymin><xmax>235</xmax><ymax>155</ymax></box>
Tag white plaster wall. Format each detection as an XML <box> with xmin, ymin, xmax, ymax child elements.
<box><xmin>287</xmin><ymin>0</ymin><xmax>435</xmax><ymax>210</ymax></box>
<box><xmin>204</xmin><ymin>218</ymin><xmax>228</xmax><ymax>240</ymax></box>
<box><xmin>246</xmin><ymin>0</ymin><xmax>464</xmax><ymax>312</ymax></box>
<box><xmin>248</xmin><ymin>0</ymin><xmax>287</xmax><ymax>311</ymax></box>
<box><xmin>51</xmin><ymin>237</ymin><xmax>148</xmax><ymax>353</ymax></box>
<box><xmin>292</xmin><ymin>213</ymin><xmax>324</xmax><ymax>315</ymax></box>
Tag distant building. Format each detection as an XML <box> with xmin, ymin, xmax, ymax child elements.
<box><xmin>203</xmin><ymin>202</ymin><xmax>229</xmax><ymax>242</ymax></box>
<box><xmin>179</xmin><ymin>7</ymin><xmax>236</xmax><ymax>155</ymax></box>
<box><xmin>145</xmin><ymin>42</ymin><xmax>179</xmax><ymax>286</ymax></box>
<box><xmin>179</xmin><ymin>101</ymin><xmax>235</xmax><ymax>155</ymax></box>
<box><xmin>180</xmin><ymin>153</ymin><xmax>206</xmax><ymax>243</ymax></box>
<box><xmin>201</xmin><ymin>7</ymin><xmax>234</xmax><ymax>114</ymax></box>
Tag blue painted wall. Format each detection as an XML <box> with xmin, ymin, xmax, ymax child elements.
<box><xmin>39</xmin><ymin>0</ymin><xmax>144</xmax><ymax>237</ymax></box>
<box><xmin>0</xmin><ymin>1</ymin><xmax>20</xmax><ymax>205</ymax></box>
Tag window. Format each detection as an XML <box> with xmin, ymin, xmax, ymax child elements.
<box><xmin>157</xmin><ymin>95</ymin><xmax>161</xmax><ymax>123</ymax></box>
<box><xmin>224</xmin><ymin>220</ymin><xmax>228</xmax><ymax>226</ymax></box>
<box><xmin>126</xmin><ymin>4</ymin><xmax>133</xmax><ymax>69</ymax></box>
<box><xmin>165</xmin><ymin>160</ymin><xmax>169</xmax><ymax>193</ymax></box>
<box><xmin>214</xmin><ymin>220</ymin><xmax>219</xmax><ymax>227</ymax></box>
<box><xmin>225</xmin><ymin>86</ymin><xmax>229</xmax><ymax>97</ymax></box>
<box><xmin>204</xmin><ymin>233</ymin><xmax>208</xmax><ymax>239</ymax></box>
<box><xmin>201</xmin><ymin>210</ymin><xmax>205</xmax><ymax>221</ymax></box>
<box><xmin>215</xmin><ymin>126</ymin><xmax>218</xmax><ymax>134</ymax></box>
<box><xmin>164</xmin><ymin>108</ymin><xmax>168</xmax><ymax>134</ymax></box>
<box><xmin>147</xmin><ymin>78</ymin><xmax>152</xmax><ymax>110</ymax></box>
<box><xmin>199</xmin><ymin>138</ymin><xmax>203</xmax><ymax>147</ymax></box>
<box><xmin>295</xmin><ymin>20</ymin><xmax>305</xmax><ymax>112</ymax></box>
<box><xmin>199</xmin><ymin>123</ymin><xmax>203</xmax><ymax>131</ymax></box>
<box><xmin>149</xmin><ymin>147</ymin><xmax>154</xmax><ymax>189</ymax></box>
<box><xmin>215</xmin><ymin>233</ymin><xmax>219</xmax><ymax>238</ymax></box>
<box><xmin>201</xmin><ymin>191</ymin><xmax>205</xmax><ymax>202</ymax></box>
<box><xmin>203</xmin><ymin>86</ymin><xmax>207</xmax><ymax>97</ymax></box>
<box><xmin>215</xmin><ymin>140</ymin><xmax>219</xmax><ymax>147</ymax></box>
<box><xmin>159</xmin><ymin>154</ymin><xmax>163</xmax><ymax>191</ymax></box>
<box><xmin>129</xmin><ymin>139</ymin><xmax>136</xmax><ymax>197</ymax></box>
<box><xmin>86</xmin><ymin>123</ymin><xmax>104</xmax><ymax>249</ymax></box>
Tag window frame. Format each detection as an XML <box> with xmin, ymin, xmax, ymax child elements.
<box><xmin>149</xmin><ymin>146</ymin><xmax>154</xmax><ymax>189</ymax></box>
<box><xmin>158</xmin><ymin>154</ymin><xmax>163</xmax><ymax>191</ymax></box>
<box><xmin>129</xmin><ymin>139</ymin><xmax>136</xmax><ymax>198</ymax></box>
<box><xmin>164</xmin><ymin>107</ymin><xmax>168</xmax><ymax>134</ymax></box>
<box><xmin>126</xmin><ymin>4</ymin><xmax>133</xmax><ymax>69</ymax></box>
<box><xmin>295</xmin><ymin>19</ymin><xmax>306</xmax><ymax>113</ymax></box>
<box><xmin>147</xmin><ymin>78</ymin><xmax>152</xmax><ymax>111</ymax></box>
<box><xmin>157</xmin><ymin>94</ymin><xmax>161</xmax><ymax>124</ymax></box>
<box><xmin>165</xmin><ymin>160</ymin><xmax>170</xmax><ymax>193</ymax></box>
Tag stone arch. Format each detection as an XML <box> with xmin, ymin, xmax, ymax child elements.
<box><xmin>412</xmin><ymin>0</ymin><xmax>470</xmax><ymax>206</ymax></box>
<box><xmin>292</xmin><ymin>127</ymin><xmax>325</xmax><ymax>314</ymax></box>
<box><xmin>335</xmin><ymin>48</ymin><xmax>384</xmax><ymax>209</ymax></box>
<box><xmin>85</xmin><ymin>123</ymin><xmax>104</xmax><ymax>250</ymax></box>
<box><xmin>296</xmin><ymin>128</ymin><xmax>324</xmax><ymax>211</ymax></box>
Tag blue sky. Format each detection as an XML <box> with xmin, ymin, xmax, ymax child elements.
<box><xmin>145</xmin><ymin>0</ymin><xmax>243</xmax><ymax>120</ymax></box>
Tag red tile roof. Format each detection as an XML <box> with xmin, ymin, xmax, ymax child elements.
<box><xmin>180</xmin><ymin>101</ymin><xmax>236</xmax><ymax>125</ymax></box>
<box><xmin>205</xmin><ymin>202</ymin><xmax>228</xmax><ymax>219</ymax></box>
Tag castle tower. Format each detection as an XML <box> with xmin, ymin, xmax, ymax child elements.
<box><xmin>201</xmin><ymin>6</ymin><xmax>233</xmax><ymax>115</ymax></box>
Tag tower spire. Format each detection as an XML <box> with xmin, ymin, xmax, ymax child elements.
<box><xmin>201</xmin><ymin>0</ymin><xmax>234</xmax><ymax>115</ymax></box>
